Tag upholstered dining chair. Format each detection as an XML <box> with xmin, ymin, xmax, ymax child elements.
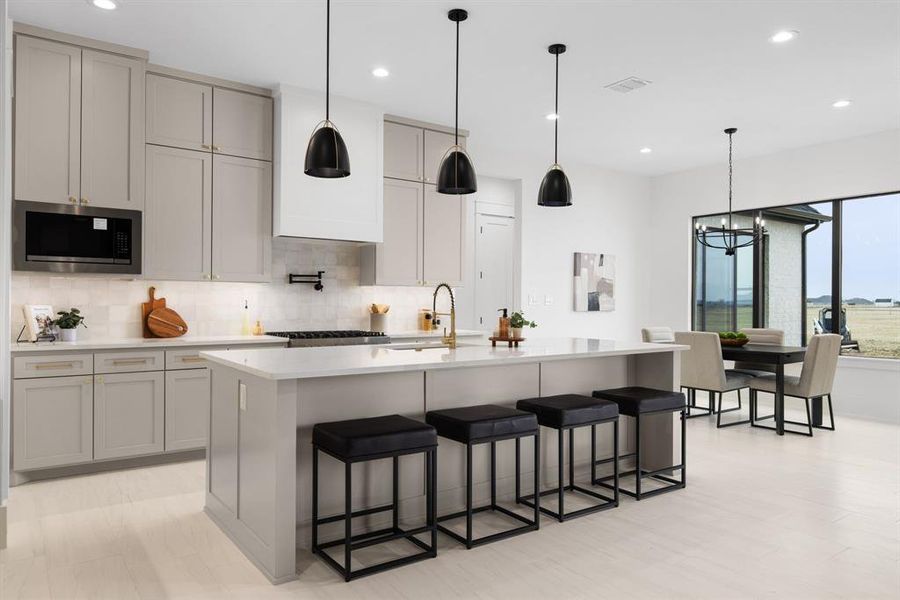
<box><xmin>641</xmin><ymin>327</ymin><xmax>675</xmax><ymax>343</ymax></box>
<box><xmin>674</xmin><ymin>331</ymin><xmax>752</xmax><ymax>427</ymax></box>
<box><xmin>749</xmin><ymin>333</ymin><xmax>841</xmax><ymax>436</ymax></box>
<box><xmin>729</xmin><ymin>328</ymin><xmax>785</xmax><ymax>377</ymax></box>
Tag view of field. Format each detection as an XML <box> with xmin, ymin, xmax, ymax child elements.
<box><xmin>697</xmin><ymin>303</ymin><xmax>900</xmax><ymax>359</ymax></box>
<box><xmin>807</xmin><ymin>304</ymin><xmax>900</xmax><ymax>359</ymax></box>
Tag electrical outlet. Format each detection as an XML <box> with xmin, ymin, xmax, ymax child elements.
<box><xmin>544</xmin><ymin>295</ymin><xmax>554</xmax><ymax>306</ymax></box>
<box><xmin>239</xmin><ymin>383</ymin><xmax>247</xmax><ymax>411</ymax></box>
<box><xmin>528</xmin><ymin>295</ymin><xmax>539</xmax><ymax>306</ymax></box>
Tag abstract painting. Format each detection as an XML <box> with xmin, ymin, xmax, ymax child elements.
<box><xmin>573</xmin><ymin>253</ymin><xmax>615</xmax><ymax>312</ymax></box>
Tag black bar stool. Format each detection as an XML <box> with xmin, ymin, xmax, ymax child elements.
<box><xmin>515</xmin><ymin>394</ymin><xmax>620</xmax><ymax>522</ymax></box>
<box><xmin>311</xmin><ymin>414</ymin><xmax>438</xmax><ymax>581</ymax></box>
<box><xmin>591</xmin><ymin>387</ymin><xmax>687</xmax><ymax>500</ymax></box>
<box><xmin>425</xmin><ymin>404</ymin><xmax>540</xmax><ymax>548</ymax></box>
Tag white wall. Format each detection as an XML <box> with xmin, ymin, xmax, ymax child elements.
<box><xmin>469</xmin><ymin>139</ymin><xmax>653</xmax><ymax>341</ymax></box>
<box><xmin>1</xmin><ymin>3</ymin><xmax>10</xmax><ymax>539</ymax></box>
<box><xmin>648</xmin><ymin>129</ymin><xmax>900</xmax><ymax>422</ymax></box>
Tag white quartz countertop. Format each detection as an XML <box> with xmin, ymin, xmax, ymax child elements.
<box><xmin>11</xmin><ymin>334</ymin><xmax>287</xmax><ymax>354</ymax></box>
<box><xmin>201</xmin><ymin>337</ymin><xmax>686</xmax><ymax>381</ymax></box>
<box><xmin>386</xmin><ymin>329</ymin><xmax>484</xmax><ymax>340</ymax></box>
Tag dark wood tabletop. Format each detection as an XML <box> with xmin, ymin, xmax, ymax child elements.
<box><xmin>720</xmin><ymin>344</ymin><xmax>806</xmax><ymax>364</ymax></box>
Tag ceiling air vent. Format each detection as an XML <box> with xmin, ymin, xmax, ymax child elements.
<box><xmin>604</xmin><ymin>76</ymin><xmax>652</xmax><ymax>93</ymax></box>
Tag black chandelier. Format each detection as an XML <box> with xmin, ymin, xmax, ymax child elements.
<box><xmin>304</xmin><ymin>0</ymin><xmax>350</xmax><ymax>178</ymax></box>
<box><xmin>694</xmin><ymin>127</ymin><xmax>765</xmax><ymax>256</ymax></box>
<box><xmin>537</xmin><ymin>43</ymin><xmax>572</xmax><ymax>207</ymax></box>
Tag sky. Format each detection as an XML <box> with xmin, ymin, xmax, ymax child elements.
<box><xmin>699</xmin><ymin>193</ymin><xmax>899</xmax><ymax>303</ymax></box>
<box><xmin>807</xmin><ymin>193</ymin><xmax>900</xmax><ymax>300</ymax></box>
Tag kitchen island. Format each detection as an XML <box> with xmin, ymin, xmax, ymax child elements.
<box><xmin>201</xmin><ymin>338</ymin><xmax>686</xmax><ymax>583</ymax></box>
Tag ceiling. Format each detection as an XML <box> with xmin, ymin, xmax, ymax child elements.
<box><xmin>8</xmin><ymin>0</ymin><xmax>900</xmax><ymax>176</ymax></box>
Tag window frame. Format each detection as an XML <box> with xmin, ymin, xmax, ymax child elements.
<box><xmin>691</xmin><ymin>190</ymin><xmax>900</xmax><ymax>357</ymax></box>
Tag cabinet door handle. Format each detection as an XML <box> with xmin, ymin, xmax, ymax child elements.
<box><xmin>212</xmin><ymin>144</ymin><xmax>222</xmax><ymax>152</ymax></box>
<box><xmin>111</xmin><ymin>358</ymin><xmax>149</xmax><ymax>366</ymax></box>
<box><xmin>80</xmin><ymin>197</ymin><xmax>90</xmax><ymax>205</ymax></box>
<box><xmin>202</xmin><ymin>273</ymin><xmax>211</xmax><ymax>280</ymax></box>
<box><xmin>212</xmin><ymin>274</ymin><xmax>220</xmax><ymax>280</ymax></box>
<box><xmin>68</xmin><ymin>196</ymin><xmax>78</xmax><ymax>204</ymax></box>
<box><xmin>201</xmin><ymin>144</ymin><xmax>212</xmax><ymax>150</ymax></box>
<box><xmin>96</xmin><ymin>376</ymin><xmax>104</xmax><ymax>384</ymax></box>
<box><xmin>34</xmin><ymin>361</ymin><xmax>75</xmax><ymax>370</ymax></box>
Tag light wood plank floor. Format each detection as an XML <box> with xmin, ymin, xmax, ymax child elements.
<box><xmin>2</xmin><ymin>412</ymin><xmax>898</xmax><ymax>599</ymax></box>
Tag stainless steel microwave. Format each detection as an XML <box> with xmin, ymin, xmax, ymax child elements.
<box><xmin>13</xmin><ymin>201</ymin><xmax>142</xmax><ymax>274</ymax></box>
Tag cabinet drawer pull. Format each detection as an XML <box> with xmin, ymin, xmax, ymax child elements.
<box><xmin>111</xmin><ymin>358</ymin><xmax>149</xmax><ymax>366</ymax></box>
<box><xmin>212</xmin><ymin>144</ymin><xmax>222</xmax><ymax>151</ymax></box>
<box><xmin>34</xmin><ymin>361</ymin><xmax>76</xmax><ymax>370</ymax></box>
<box><xmin>181</xmin><ymin>356</ymin><xmax>205</xmax><ymax>363</ymax></box>
<box><xmin>201</xmin><ymin>144</ymin><xmax>211</xmax><ymax>150</ymax></box>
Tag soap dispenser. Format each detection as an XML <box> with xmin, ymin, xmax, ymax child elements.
<box><xmin>240</xmin><ymin>300</ymin><xmax>252</xmax><ymax>335</ymax></box>
<box><xmin>497</xmin><ymin>308</ymin><xmax>510</xmax><ymax>339</ymax></box>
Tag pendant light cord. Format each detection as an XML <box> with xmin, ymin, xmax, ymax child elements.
<box><xmin>454</xmin><ymin>18</ymin><xmax>459</xmax><ymax>147</ymax></box>
<box><xmin>325</xmin><ymin>0</ymin><xmax>331</xmax><ymax>121</ymax></box>
<box><xmin>554</xmin><ymin>51</ymin><xmax>559</xmax><ymax>164</ymax></box>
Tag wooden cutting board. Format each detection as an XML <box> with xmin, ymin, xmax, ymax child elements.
<box><xmin>147</xmin><ymin>307</ymin><xmax>188</xmax><ymax>338</ymax></box>
<box><xmin>141</xmin><ymin>286</ymin><xmax>166</xmax><ymax>338</ymax></box>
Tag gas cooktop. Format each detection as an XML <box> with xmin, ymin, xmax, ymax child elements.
<box><xmin>266</xmin><ymin>330</ymin><xmax>390</xmax><ymax>347</ymax></box>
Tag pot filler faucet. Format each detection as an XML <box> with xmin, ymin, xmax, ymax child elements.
<box><xmin>432</xmin><ymin>283</ymin><xmax>457</xmax><ymax>349</ymax></box>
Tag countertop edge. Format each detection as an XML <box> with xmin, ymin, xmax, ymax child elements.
<box><xmin>10</xmin><ymin>335</ymin><xmax>288</xmax><ymax>354</ymax></box>
<box><xmin>201</xmin><ymin>343</ymin><xmax>687</xmax><ymax>381</ymax></box>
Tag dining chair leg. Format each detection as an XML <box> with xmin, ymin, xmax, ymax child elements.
<box><xmin>804</xmin><ymin>398</ymin><xmax>814</xmax><ymax>437</ymax></box>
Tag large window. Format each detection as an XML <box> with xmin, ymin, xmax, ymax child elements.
<box><xmin>692</xmin><ymin>192</ymin><xmax>899</xmax><ymax>359</ymax></box>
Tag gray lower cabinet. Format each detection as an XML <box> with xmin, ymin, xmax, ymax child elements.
<box><xmin>12</xmin><ymin>376</ymin><xmax>93</xmax><ymax>470</ymax></box>
<box><xmin>165</xmin><ymin>369</ymin><xmax>210</xmax><ymax>452</ymax></box>
<box><xmin>94</xmin><ymin>371</ymin><xmax>165</xmax><ymax>460</ymax></box>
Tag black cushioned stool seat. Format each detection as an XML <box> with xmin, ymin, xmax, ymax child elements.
<box><xmin>591</xmin><ymin>386</ymin><xmax>687</xmax><ymax>501</ymax></box>
<box><xmin>313</xmin><ymin>414</ymin><xmax>437</xmax><ymax>460</ymax></box>
<box><xmin>515</xmin><ymin>394</ymin><xmax>620</xmax><ymax>522</ymax></box>
<box><xmin>426</xmin><ymin>404</ymin><xmax>540</xmax><ymax>548</ymax></box>
<box><xmin>425</xmin><ymin>404</ymin><xmax>538</xmax><ymax>444</ymax></box>
<box><xmin>311</xmin><ymin>414</ymin><xmax>438</xmax><ymax>581</ymax></box>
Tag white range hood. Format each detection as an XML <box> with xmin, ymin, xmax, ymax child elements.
<box><xmin>273</xmin><ymin>84</ymin><xmax>384</xmax><ymax>242</ymax></box>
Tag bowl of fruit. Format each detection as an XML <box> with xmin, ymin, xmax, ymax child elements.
<box><xmin>718</xmin><ymin>331</ymin><xmax>749</xmax><ymax>347</ymax></box>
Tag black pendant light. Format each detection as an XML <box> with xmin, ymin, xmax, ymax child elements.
<box><xmin>694</xmin><ymin>128</ymin><xmax>766</xmax><ymax>256</ymax></box>
<box><xmin>437</xmin><ymin>8</ymin><xmax>477</xmax><ymax>195</ymax></box>
<box><xmin>538</xmin><ymin>43</ymin><xmax>572</xmax><ymax>207</ymax></box>
<box><xmin>304</xmin><ymin>0</ymin><xmax>350</xmax><ymax>178</ymax></box>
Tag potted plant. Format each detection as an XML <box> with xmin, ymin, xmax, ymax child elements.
<box><xmin>509</xmin><ymin>311</ymin><xmax>537</xmax><ymax>339</ymax></box>
<box><xmin>54</xmin><ymin>308</ymin><xmax>86</xmax><ymax>342</ymax></box>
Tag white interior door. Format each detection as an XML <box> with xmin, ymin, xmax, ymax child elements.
<box><xmin>474</xmin><ymin>213</ymin><xmax>515</xmax><ymax>330</ymax></box>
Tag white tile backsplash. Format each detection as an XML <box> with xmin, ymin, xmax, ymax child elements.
<box><xmin>11</xmin><ymin>238</ymin><xmax>435</xmax><ymax>340</ymax></box>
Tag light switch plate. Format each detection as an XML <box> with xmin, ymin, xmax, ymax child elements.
<box><xmin>239</xmin><ymin>383</ymin><xmax>247</xmax><ymax>411</ymax></box>
<box><xmin>544</xmin><ymin>295</ymin><xmax>554</xmax><ymax>306</ymax></box>
<box><xmin>528</xmin><ymin>295</ymin><xmax>538</xmax><ymax>306</ymax></box>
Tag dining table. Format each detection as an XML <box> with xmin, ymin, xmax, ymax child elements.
<box><xmin>721</xmin><ymin>343</ymin><xmax>808</xmax><ymax>435</ymax></box>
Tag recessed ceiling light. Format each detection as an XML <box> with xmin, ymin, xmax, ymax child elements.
<box><xmin>832</xmin><ymin>99</ymin><xmax>852</xmax><ymax>108</ymax></box>
<box><xmin>640</xmin><ymin>147</ymin><xmax>652</xmax><ymax>154</ymax></box>
<box><xmin>545</xmin><ymin>113</ymin><xmax>559</xmax><ymax>120</ymax></box>
<box><xmin>371</xmin><ymin>67</ymin><xmax>389</xmax><ymax>78</ymax></box>
<box><xmin>770</xmin><ymin>30</ymin><xmax>798</xmax><ymax>43</ymax></box>
<box><xmin>90</xmin><ymin>0</ymin><xmax>117</xmax><ymax>10</ymax></box>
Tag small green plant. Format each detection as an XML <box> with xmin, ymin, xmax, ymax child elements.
<box><xmin>510</xmin><ymin>311</ymin><xmax>537</xmax><ymax>329</ymax></box>
<box><xmin>717</xmin><ymin>331</ymin><xmax>746</xmax><ymax>340</ymax></box>
<box><xmin>54</xmin><ymin>308</ymin><xmax>86</xmax><ymax>330</ymax></box>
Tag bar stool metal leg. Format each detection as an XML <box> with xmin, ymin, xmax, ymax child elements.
<box><xmin>466</xmin><ymin>443</ymin><xmax>473</xmax><ymax>549</ymax></box>
<box><xmin>392</xmin><ymin>456</ymin><xmax>399</xmax><ymax>531</ymax></box>
<box><xmin>557</xmin><ymin>428</ymin><xmax>564</xmax><ymax>518</ymax></box>
<box><xmin>533</xmin><ymin>433</ymin><xmax>541</xmax><ymax>528</ymax></box>
<box><xmin>634</xmin><ymin>414</ymin><xmax>642</xmax><ymax>500</ymax></box>
<box><xmin>344</xmin><ymin>461</ymin><xmax>352</xmax><ymax>582</ymax></box>
<box><xmin>312</xmin><ymin>447</ymin><xmax>319</xmax><ymax>552</ymax></box>
<box><xmin>613</xmin><ymin>420</ymin><xmax>620</xmax><ymax>506</ymax></box>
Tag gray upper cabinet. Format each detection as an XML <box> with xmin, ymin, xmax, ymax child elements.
<box><xmin>211</xmin><ymin>155</ymin><xmax>272</xmax><ymax>282</ymax></box>
<box><xmin>145</xmin><ymin>145</ymin><xmax>212</xmax><ymax>280</ymax></box>
<box><xmin>423</xmin><ymin>129</ymin><xmax>459</xmax><ymax>185</ymax></box>
<box><xmin>384</xmin><ymin>121</ymin><xmax>423</xmax><ymax>182</ymax></box>
<box><xmin>80</xmin><ymin>50</ymin><xmax>145</xmax><ymax>210</ymax></box>
<box><xmin>13</xmin><ymin>375</ymin><xmax>93</xmax><ymax>471</ymax></box>
<box><xmin>213</xmin><ymin>88</ymin><xmax>273</xmax><ymax>161</ymax></box>
<box><xmin>361</xmin><ymin>179</ymin><xmax>423</xmax><ymax>286</ymax></box>
<box><xmin>423</xmin><ymin>185</ymin><xmax>465</xmax><ymax>286</ymax></box>
<box><xmin>94</xmin><ymin>371</ymin><xmax>165</xmax><ymax>460</ymax></box>
<box><xmin>13</xmin><ymin>36</ymin><xmax>81</xmax><ymax>205</ymax></box>
<box><xmin>13</xmin><ymin>35</ymin><xmax>145</xmax><ymax>209</ymax></box>
<box><xmin>146</xmin><ymin>74</ymin><xmax>212</xmax><ymax>152</ymax></box>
